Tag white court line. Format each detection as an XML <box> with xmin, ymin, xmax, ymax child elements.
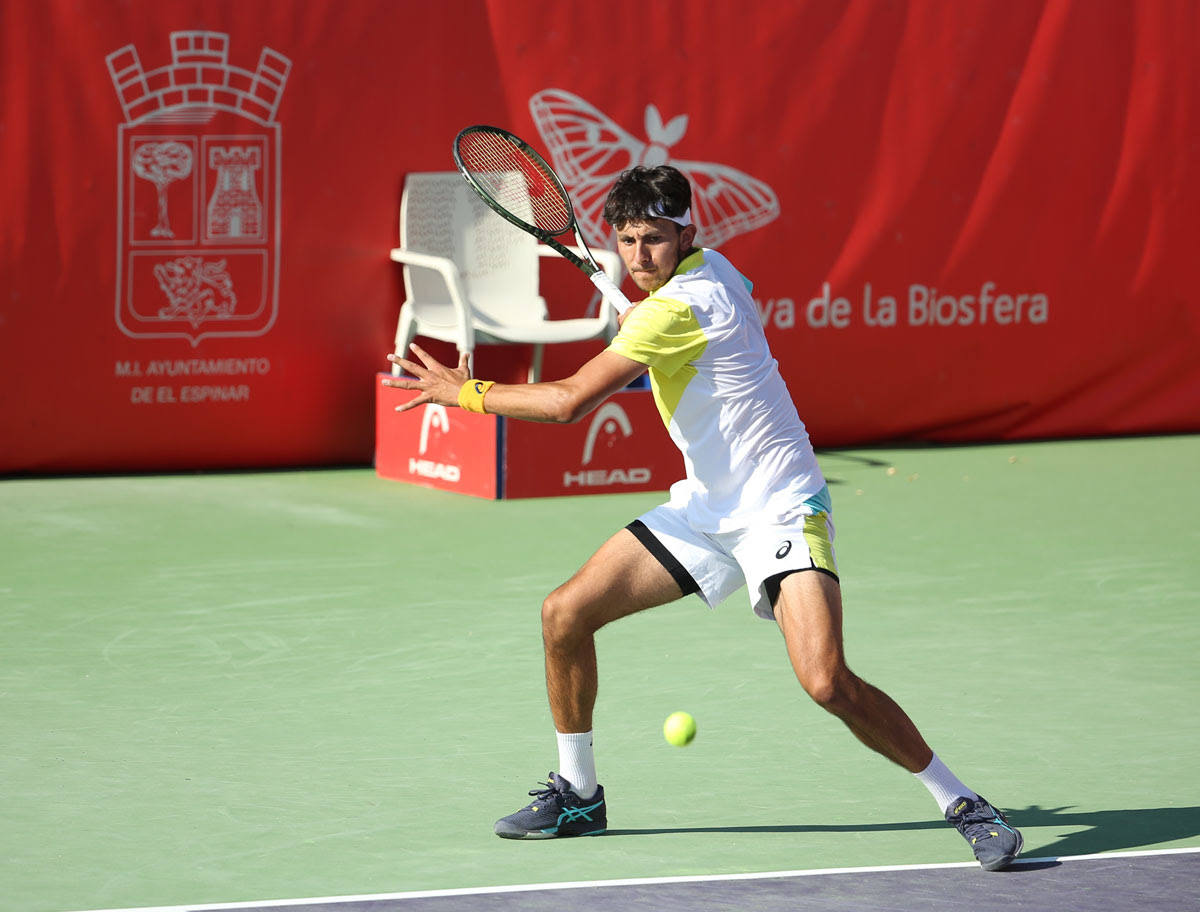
<box><xmin>65</xmin><ymin>846</ymin><xmax>1200</xmax><ymax>912</ymax></box>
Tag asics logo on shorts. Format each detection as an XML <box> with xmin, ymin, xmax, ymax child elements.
<box><xmin>775</xmin><ymin>541</ymin><xmax>792</xmax><ymax>559</ymax></box>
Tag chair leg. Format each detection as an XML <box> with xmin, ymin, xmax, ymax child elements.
<box><xmin>392</xmin><ymin>309</ymin><xmax>418</xmax><ymax>376</ymax></box>
<box><xmin>528</xmin><ymin>344</ymin><xmax>544</xmax><ymax>384</ymax></box>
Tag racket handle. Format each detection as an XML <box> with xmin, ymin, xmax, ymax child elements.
<box><xmin>590</xmin><ymin>270</ymin><xmax>634</xmax><ymax>314</ymax></box>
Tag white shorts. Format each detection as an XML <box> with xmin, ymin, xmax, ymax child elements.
<box><xmin>628</xmin><ymin>503</ymin><xmax>839</xmax><ymax>620</ymax></box>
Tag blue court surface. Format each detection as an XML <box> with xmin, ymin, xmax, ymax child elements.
<box><xmin>70</xmin><ymin>849</ymin><xmax>1200</xmax><ymax>912</ymax></box>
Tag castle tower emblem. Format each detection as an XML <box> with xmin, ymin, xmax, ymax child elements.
<box><xmin>108</xmin><ymin>31</ymin><xmax>290</xmax><ymax>345</ymax></box>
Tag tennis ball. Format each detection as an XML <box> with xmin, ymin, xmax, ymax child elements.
<box><xmin>663</xmin><ymin>711</ymin><xmax>696</xmax><ymax>747</ymax></box>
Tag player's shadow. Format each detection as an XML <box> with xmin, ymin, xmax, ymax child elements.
<box><xmin>813</xmin><ymin>448</ymin><xmax>891</xmax><ymax>486</ymax></box>
<box><xmin>606</xmin><ymin>805</ymin><xmax>1200</xmax><ymax>858</ymax></box>
<box><xmin>1003</xmin><ymin>805</ymin><xmax>1200</xmax><ymax>857</ymax></box>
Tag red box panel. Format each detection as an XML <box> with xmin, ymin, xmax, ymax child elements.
<box><xmin>375</xmin><ymin>377</ymin><xmax>682</xmax><ymax>500</ymax></box>
<box><xmin>502</xmin><ymin>390</ymin><xmax>681</xmax><ymax>498</ymax></box>
<box><xmin>374</xmin><ymin>376</ymin><xmax>499</xmax><ymax>498</ymax></box>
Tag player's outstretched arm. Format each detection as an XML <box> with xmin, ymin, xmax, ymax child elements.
<box><xmin>383</xmin><ymin>344</ymin><xmax>646</xmax><ymax>424</ymax></box>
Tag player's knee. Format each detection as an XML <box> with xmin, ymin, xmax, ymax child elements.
<box><xmin>541</xmin><ymin>587</ymin><xmax>591</xmax><ymax>647</ymax></box>
<box><xmin>800</xmin><ymin>665</ymin><xmax>857</xmax><ymax>714</ymax></box>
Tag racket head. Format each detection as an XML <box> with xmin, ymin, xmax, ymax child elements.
<box><xmin>453</xmin><ymin>125</ymin><xmax>576</xmax><ymax>239</ymax></box>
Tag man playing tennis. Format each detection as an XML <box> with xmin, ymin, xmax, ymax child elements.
<box><xmin>384</xmin><ymin>165</ymin><xmax>1023</xmax><ymax>871</ymax></box>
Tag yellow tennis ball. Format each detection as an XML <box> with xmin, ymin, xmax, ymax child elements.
<box><xmin>663</xmin><ymin>711</ymin><xmax>696</xmax><ymax>747</ymax></box>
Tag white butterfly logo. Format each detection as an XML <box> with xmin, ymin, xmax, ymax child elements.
<box><xmin>529</xmin><ymin>88</ymin><xmax>780</xmax><ymax>250</ymax></box>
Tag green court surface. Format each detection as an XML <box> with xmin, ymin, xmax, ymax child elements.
<box><xmin>2</xmin><ymin>436</ymin><xmax>1198</xmax><ymax>912</ymax></box>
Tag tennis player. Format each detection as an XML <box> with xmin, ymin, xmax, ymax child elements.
<box><xmin>384</xmin><ymin>165</ymin><xmax>1022</xmax><ymax>871</ymax></box>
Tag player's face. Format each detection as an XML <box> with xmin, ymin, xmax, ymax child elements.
<box><xmin>615</xmin><ymin>219</ymin><xmax>696</xmax><ymax>293</ymax></box>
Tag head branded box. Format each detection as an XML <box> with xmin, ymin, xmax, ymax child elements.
<box><xmin>375</xmin><ymin>374</ymin><xmax>682</xmax><ymax>499</ymax></box>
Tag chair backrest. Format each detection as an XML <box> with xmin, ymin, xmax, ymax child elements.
<box><xmin>399</xmin><ymin>172</ymin><xmax>546</xmax><ymax>329</ymax></box>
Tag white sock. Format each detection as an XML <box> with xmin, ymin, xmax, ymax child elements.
<box><xmin>914</xmin><ymin>752</ymin><xmax>978</xmax><ymax>814</ymax></box>
<box><xmin>556</xmin><ymin>730</ymin><xmax>597</xmax><ymax>799</ymax></box>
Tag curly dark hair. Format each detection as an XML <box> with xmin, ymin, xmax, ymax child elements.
<box><xmin>602</xmin><ymin>165</ymin><xmax>692</xmax><ymax>228</ymax></box>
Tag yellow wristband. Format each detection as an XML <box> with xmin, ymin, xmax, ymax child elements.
<box><xmin>458</xmin><ymin>379</ymin><xmax>495</xmax><ymax>413</ymax></box>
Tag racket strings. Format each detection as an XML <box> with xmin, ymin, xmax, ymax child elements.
<box><xmin>457</xmin><ymin>132</ymin><xmax>573</xmax><ymax>235</ymax></box>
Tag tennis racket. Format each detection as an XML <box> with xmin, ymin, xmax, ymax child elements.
<box><xmin>452</xmin><ymin>125</ymin><xmax>633</xmax><ymax>314</ymax></box>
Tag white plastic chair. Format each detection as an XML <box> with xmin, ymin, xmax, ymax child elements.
<box><xmin>389</xmin><ymin>172</ymin><xmax>622</xmax><ymax>382</ymax></box>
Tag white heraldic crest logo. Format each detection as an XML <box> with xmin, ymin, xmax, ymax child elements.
<box><xmin>108</xmin><ymin>31</ymin><xmax>291</xmax><ymax>345</ymax></box>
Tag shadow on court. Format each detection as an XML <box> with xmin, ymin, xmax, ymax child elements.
<box><xmin>609</xmin><ymin>805</ymin><xmax>1200</xmax><ymax>857</ymax></box>
<box><xmin>812</xmin><ymin>448</ymin><xmax>892</xmax><ymax>484</ymax></box>
<box><xmin>1008</xmin><ymin>804</ymin><xmax>1200</xmax><ymax>857</ymax></box>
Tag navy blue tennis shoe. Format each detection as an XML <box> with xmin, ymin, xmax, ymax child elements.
<box><xmin>946</xmin><ymin>795</ymin><xmax>1023</xmax><ymax>871</ymax></box>
<box><xmin>494</xmin><ymin>772</ymin><xmax>606</xmax><ymax>839</ymax></box>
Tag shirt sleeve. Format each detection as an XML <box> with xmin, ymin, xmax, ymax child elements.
<box><xmin>607</xmin><ymin>295</ymin><xmax>707</xmax><ymax>377</ymax></box>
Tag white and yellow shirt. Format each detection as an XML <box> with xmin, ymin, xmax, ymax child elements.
<box><xmin>608</xmin><ymin>248</ymin><xmax>829</xmax><ymax>532</ymax></box>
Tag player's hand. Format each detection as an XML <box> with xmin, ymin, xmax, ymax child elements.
<box><xmin>617</xmin><ymin>302</ymin><xmax>640</xmax><ymax>328</ymax></box>
<box><xmin>382</xmin><ymin>344</ymin><xmax>471</xmax><ymax>413</ymax></box>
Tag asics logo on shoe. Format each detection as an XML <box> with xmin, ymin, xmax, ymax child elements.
<box><xmin>559</xmin><ymin>801</ymin><xmax>603</xmax><ymax>825</ymax></box>
<box><xmin>776</xmin><ymin>541</ymin><xmax>792</xmax><ymax>558</ymax></box>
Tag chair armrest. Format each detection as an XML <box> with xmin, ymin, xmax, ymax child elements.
<box><xmin>590</xmin><ymin>247</ymin><xmax>623</xmax><ymax>285</ymax></box>
<box><xmin>536</xmin><ymin>244</ymin><xmax>619</xmax><ymax>277</ymax></box>
<box><xmin>389</xmin><ymin>247</ymin><xmax>475</xmax><ymax>354</ymax></box>
<box><xmin>542</xmin><ymin>244</ymin><xmax>622</xmax><ymax>277</ymax></box>
<box><xmin>538</xmin><ymin>245</ymin><xmax>625</xmax><ymax>329</ymax></box>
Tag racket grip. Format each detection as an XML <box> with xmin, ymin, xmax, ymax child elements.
<box><xmin>590</xmin><ymin>270</ymin><xmax>634</xmax><ymax>314</ymax></box>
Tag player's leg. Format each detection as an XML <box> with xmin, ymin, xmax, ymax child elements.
<box><xmin>773</xmin><ymin>570</ymin><xmax>931</xmax><ymax>771</ymax></box>
<box><xmin>731</xmin><ymin>513</ymin><xmax>928</xmax><ymax>769</ymax></box>
<box><xmin>494</xmin><ymin>524</ymin><xmax>694</xmax><ymax>840</ymax></box>
<box><xmin>773</xmin><ymin>570</ymin><xmax>1023</xmax><ymax>870</ymax></box>
<box><xmin>541</xmin><ymin>525</ymin><xmax>689</xmax><ymax>735</ymax></box>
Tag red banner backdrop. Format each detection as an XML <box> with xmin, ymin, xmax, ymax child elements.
<box><xmin>2</xmin><ymin>1</ymin><xmax>1198</xmax><ymax>473</ymax></box>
